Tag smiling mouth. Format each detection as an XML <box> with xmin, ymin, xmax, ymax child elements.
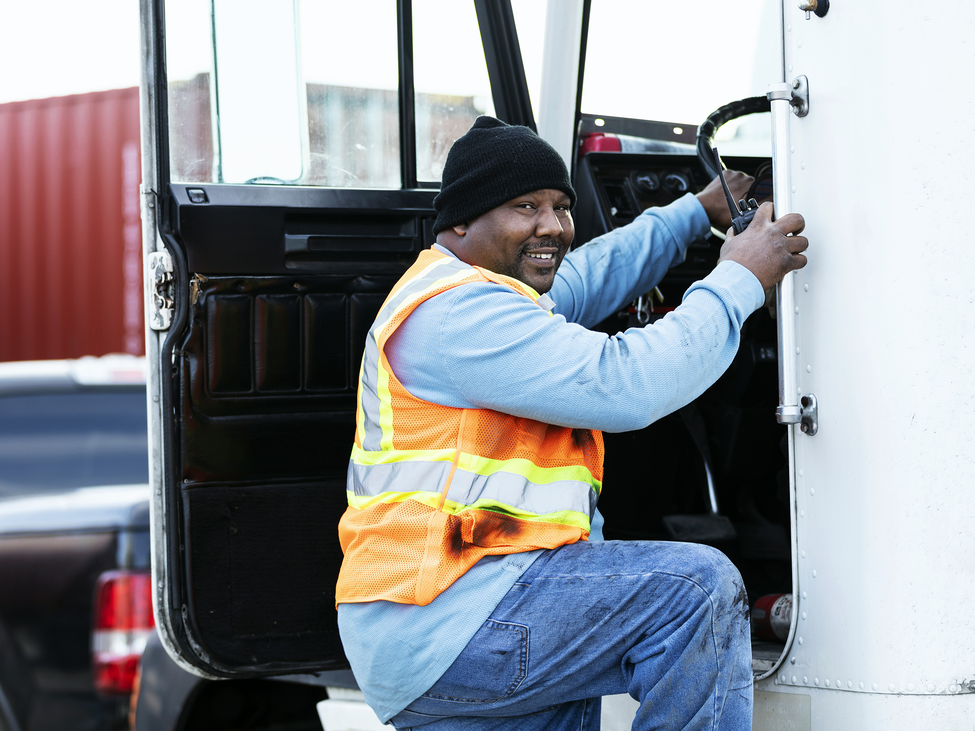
<box><xmin>522</xmin><ymin>242</ymin><xmax>563</xmax><ymax>265</ymax></box>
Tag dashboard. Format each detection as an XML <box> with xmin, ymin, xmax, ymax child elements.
<box><xmin>573</xmin><ymin>151</ymin><xmax>771</xmax><ymax>327</ymax></box>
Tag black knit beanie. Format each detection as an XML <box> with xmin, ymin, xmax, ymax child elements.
<box><xmin>432</xmin><ymin>116</ymin><xmax>575</xmax><ymax>234</ymax></box>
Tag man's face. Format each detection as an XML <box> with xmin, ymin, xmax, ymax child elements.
<box><xmin>450</xmin><ymin>189</ymin><xmax>574</xmax><ymax>294</ymax></box>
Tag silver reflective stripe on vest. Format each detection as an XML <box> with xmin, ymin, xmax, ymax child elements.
<box><xmin>358</xmin><ymin>254</ymin><xmax>473</xmax><ymax>451</ymax></box>
<box><xmin>445</xmin><ymin>468</ymin><xmax>597</xmax><ymax>520</ymax></box>
<box><xmin>358</xmin><ymin>363</ymin><xmax>384</xmax><ymax>452</ymax></box>
<box><xmin>349</xmin><ymin>458</ymin><xmax>454</xmax><ymax>499</ymax></box>
<box><xmin>349</xmin><ymin>458</ymin><xmax>596</xmax><ymax>522</ymax></box>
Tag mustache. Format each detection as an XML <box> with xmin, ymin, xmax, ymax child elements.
<box><xmin>521</xmin><ymin>240</ymin><xmax>567</xmax><ymax>255</ymax></box>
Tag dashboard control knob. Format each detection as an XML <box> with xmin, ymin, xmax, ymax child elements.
<box><xmin>663</xmin><ymin>172</ymin><xmax>690</xmax><ymax>194</ymax></box>
<box><xmin>631</xmin><ymin>171</ymin><xmax>660</xmax><ymax>194</ymax></box>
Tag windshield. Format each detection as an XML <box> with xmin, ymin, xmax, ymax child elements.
<box><xmin>582</xmin><ymin>0</ymin><xmax>783</xmax><ymax>154</ymax></box>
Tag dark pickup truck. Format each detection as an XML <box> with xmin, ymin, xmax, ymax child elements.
<box><xmin>0</xmin><ymin>355</ymin><xmax>152</xmax><ymax>731</ymax></box>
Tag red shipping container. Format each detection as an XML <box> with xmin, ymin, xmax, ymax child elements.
<box><xmin>0</xmin><ymin>87</ymin><xmax>144</xmax><ymax>362</ymax></box>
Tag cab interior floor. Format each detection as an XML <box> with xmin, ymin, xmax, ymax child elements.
<box><xmin>752</xmin><ymin>640</ymin><xmax>786</xmax><ymax>675</ymax></box>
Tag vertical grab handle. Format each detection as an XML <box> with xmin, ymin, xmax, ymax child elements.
<box><xmin>767</xmin><ymin>82</ymin><xmax>802</xmax><ymax>425</ymax></box>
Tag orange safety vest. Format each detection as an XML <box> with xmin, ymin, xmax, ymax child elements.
<box><xmin>335</xmin><ymin>249</ymin><xmax>604</xmax><ymax>606</ymax></box>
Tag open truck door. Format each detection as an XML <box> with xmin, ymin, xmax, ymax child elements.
<box><xmin>139</xmin><ymin>0</ymin><xmax>799</xmax><ymax>702</ymax></box>
<box><xmin>141</xmin><ymin>1</ymin><xmax>975</xmax><ymax>728</ymax></box>
<box><xmin>139</xmin><ymin>0</ymin><xmax>534</xmax><ymax>678</ymax></box>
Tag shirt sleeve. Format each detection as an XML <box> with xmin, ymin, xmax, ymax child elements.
<box><xmin>551</xmin><ymin>192</ymin><xmax>711</xmax><ymax>327</ymax></box>
<box><xmin>386</xmin><ymin>260</ymin><xmax>765</xmax><ymax>433</ymax></box>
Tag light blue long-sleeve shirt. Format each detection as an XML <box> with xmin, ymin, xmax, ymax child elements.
<box><xmin>337</xmin><ymin>193</ymin><xmax>765</xmax><ymax>722</ymax></box>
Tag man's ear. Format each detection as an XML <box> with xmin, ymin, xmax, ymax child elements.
<box><xmin>452</xmin><ymin>223</ymin><xmax>469</xmax><ymax>236</ymax></box>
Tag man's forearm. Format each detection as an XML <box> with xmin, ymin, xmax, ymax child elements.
<box><xmin>438</xmin><ymin>260</ymin><xmax>764</xmax><ymax>432</ymax></box>
<box><xmin>550</xmin><ymin>193</ymin><xmax>711</xmax><ymax>327</ymax></box>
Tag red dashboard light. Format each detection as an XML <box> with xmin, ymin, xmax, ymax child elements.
<box><xmin>92</xmin><ymin>570</ymin><xmax>155</xmax><ymax>695</ymax></box>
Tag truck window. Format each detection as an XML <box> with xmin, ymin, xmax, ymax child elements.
<box><xmin>509</xmin><ymin>0</ymin><xmax>546</xmax><ymax>120</ymax></box>
<box><xmin>166</xmin><ymin>0</ymin><xmax>400</xmax><ymax>187</ymax></box>
<box><xmin>413</xmin><ymin>0</ymin><xmax>496</xmax><ymax>182</ymax></box>
<box><xmin>165</xmin><ymin>0</ymin><xmax>498</xmax><ymax>188</ymax></box>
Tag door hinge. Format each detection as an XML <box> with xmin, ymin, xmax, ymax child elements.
<box><xmin>189</xmin><ymin>273</ymin><xmax>208</xmax><ymax>307</ymax></box>
<box><xmin>148</xmin><ymin>251</ymin><xmax>174</xmax><ymax>331</ymax></box>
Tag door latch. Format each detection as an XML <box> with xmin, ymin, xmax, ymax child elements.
<box><xmin>798</xmin><ymin>393</ymin><xmax>818</xmax><ymax>435</ymax></box>
<box><xmin>775</xmin><ymin>394</ymin><xmax>818</xmax><ymax>435</ymax></box>
<box><xmin>148</xmin><ymin>251</ymin><xmax>174</xmax><ymax>331</ymax></box>
<box><xmin>770</xmin><ymin>76</ymin><xmax>810</xmax><ymax>118</ymax></box>
<box><xmin>790</xmin><ymin>75</ymin><xmax>810</xmax><ymax>117</ymax></box>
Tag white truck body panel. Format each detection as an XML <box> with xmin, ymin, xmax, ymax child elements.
<box><xmin>754</xmin><ymin>1</ymin><xmax>975</xmax><ymax>726</ymax></box>
<box><xmin>575</xmin><ymin>1</ymin><xmax>975</xmax><ymax>728</ymax></box>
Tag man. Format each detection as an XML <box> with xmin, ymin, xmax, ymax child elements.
<box><xmin>336</xmin><ymin>116</ymin><xmax>808</xmax><ymax>730</ymax></box>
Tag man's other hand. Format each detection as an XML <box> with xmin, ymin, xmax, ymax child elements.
<box><xmin>696</xmin><ymin>170</ymin><xmax>754</xmax><ymax>231</ymax></box>
<box><xmin>717</xmin><ymin>202</ymin><xmax>808</xmax><ymax>290</ymax></box>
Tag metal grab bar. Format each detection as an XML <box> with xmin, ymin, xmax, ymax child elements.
<box><xmin>767</xmin><ymin>82</ymin><xmax>801</xmax><ymax>425</ymax></box>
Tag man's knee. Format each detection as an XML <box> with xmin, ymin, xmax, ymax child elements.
<box><xmin>677</xmin><ymin>544</ymin><xmax>749</xmax><ymax>622</ymax></box>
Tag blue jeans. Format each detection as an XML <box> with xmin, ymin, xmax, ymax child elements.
<box><xmin>389</xmin><ymin>540</ymin><xmax>752</xmax><ymax>730</ymax></box>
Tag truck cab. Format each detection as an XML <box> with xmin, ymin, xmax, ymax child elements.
<box><xmin>139</xmin><ymin>2</ymin><xmax>975</xmax><ymax>729</ymax></box>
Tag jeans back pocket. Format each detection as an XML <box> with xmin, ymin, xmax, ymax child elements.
<box><xmin>420</xmin><ymin>619</ymin><xmax>528</xmax><ymax>703</ymax></box>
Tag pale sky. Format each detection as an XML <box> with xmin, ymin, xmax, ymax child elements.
<box><xmin>0</xmin><ymin>0</ymin><xmax>142</xmax><ymax>104</ymax></box>
<box><xmin>0</xmin><ymin>0</ymin><xmax>779</xmax><ymax>128</ymax></box>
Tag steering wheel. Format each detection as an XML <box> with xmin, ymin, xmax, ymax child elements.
<box><xmin>695</xmin><ymin>96</ymin><xmax>771</xmax><ymax>181</ymax></box>
<box><xmin>695</xmin><ymin>96</ymin><xmax>775</xmax><ymax>235</ymax></box>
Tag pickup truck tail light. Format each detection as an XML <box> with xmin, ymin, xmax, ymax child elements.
<box><xmin>92</xmin><ymin>570</ymin><xmax>155</xmax><ymax>695</ymax></box>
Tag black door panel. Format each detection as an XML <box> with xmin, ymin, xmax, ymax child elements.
<box><xmin>172</xmin><ymin>184</ymin><xmax>437</xmax><ymax>274</ymax></box>
<box><xmin>183</xmin><ymin>480</ymin><xmax>348</xmax><ymax>671</ymax></box>
<box><xmin>163</xmin><ymin>199</ymin><xmax>421</xmax><ymax>673</ymax></box>
<box><xmin>173</xmin><ymin>272</ymin><xmax>391</xmax><ymax>670</ymax></box>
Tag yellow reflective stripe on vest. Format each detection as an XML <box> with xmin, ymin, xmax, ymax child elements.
<box><xmin>362</xmin><ymin>258</ymin><xmax>476</xmax><ymax>451</ymax></box>
<box><xmin>376</xmin><ymin>358</ymin><xmax>395</xmax><ymax>451</ymax></box>
<box><xmin>351</xmin><ymin>444</ymin><xmax>456</xmax><ymax>465</ymax></box>
<box><xmin>375</xmin><ymin>268</ymin><xmax>477</xmax><ymax>450</ymax></box>
<box><xmin>358</xmin><ymin>254</ymin><xmax>459</xmax><ymax>451</ymax></box>
<box><xmin>445</xmin><ymin>469</ymin><xmax>597</xmax><ymax>522</ymax></box>
<box><xmin>359</xmin><ymin>252</ymin><xmax>556</xmax><ymax>451</ymax></box>
<box><xmin>351</xmin><ymin>444</ymin><xmax>598</xmax><ymax>490</ymax></box>
<box><xmin>360</xmin><ymin>256</ymin><xmax>453</xmax><ymax>450</ymax></box>
<box><xmin>373</xmin><ymin>261</ymin><xmax>471</xmax><ymax>340</ymax></box>
<box><xmin>346</xmin><ymin>488</ymin><xmax>443</xmax><ymax>511</ymax></box>
<box><xmin>458</xmin><ymin>453</ymin><xmax>600</xmax><ymax>492</ymax></box>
